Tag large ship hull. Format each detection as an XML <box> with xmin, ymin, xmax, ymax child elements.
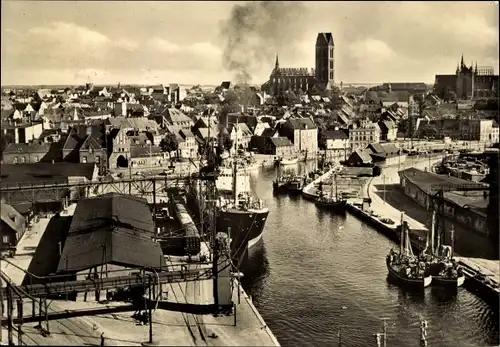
<box><xmin>186</xmin><ymin>181</ymin><xmax>269</xmax><ymax>264</ymax></box>
<box><xmin>218</xmin><ymin>208</ymin><xmax>269</xmax><ymax>263</ymax></box>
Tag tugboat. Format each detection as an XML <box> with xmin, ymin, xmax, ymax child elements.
<box><xmin>386</xmin><ymin>214</ymin><xmax>432</xmax><ymax>288</ymax></box>
<box><xmin>421</xmin><ymin>212</ymin><xmax>465</xmax><ymax>287</ymax></box>
<box><xmin>315</xmin><ymin>174</ymin><xmax>346</xmax><ymax>212</ymax></box>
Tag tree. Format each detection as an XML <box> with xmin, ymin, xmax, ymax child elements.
<box><xmin>443</xmin><ymin>88</ymin><xmax>457</xmax><ymax>103</ymax></box>
<box><xmin>419</xmin><ymin>123</ymin><xmax>438</xmax><ymax>138</ymax></box>
<box><xmin>159</xmin><ymin>133</ymin><xmax>179</xmax><ymax>161</ymax></box>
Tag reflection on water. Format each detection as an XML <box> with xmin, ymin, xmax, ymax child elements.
<box><xmin>239</xmin><ymin>164</ymin><xmax>499</xmax><ymax>347</ymax></box>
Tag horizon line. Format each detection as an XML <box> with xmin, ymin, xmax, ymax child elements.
<box><xmin>1</xmin><ymin>81</ymin><xmax>435</xmax><ymax>88</ymax></box>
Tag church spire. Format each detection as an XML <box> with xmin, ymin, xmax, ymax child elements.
<box><xmin>460</xmin><ymin>53</ymin><xmax>464</xmax><ymax>68</ymax></box>
<box><xmin>456</xmin><ymin>63</ymin><xmax>460</xmax><ymax>74</ymax></box>
<box><xmin>275</xmin><ymin>54</ymin><xmax>280</xmax><ymax>70</ymax></box>
<box><xmin>474</xmin><ymin>62</ymin><xmax>478</xmax><ymax>74</ymax></box>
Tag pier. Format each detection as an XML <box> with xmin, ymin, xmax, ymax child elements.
<box><xmin>1</xmin><ymin>198</ymin><xmax>280</xmax><ymax>346</ymax></box>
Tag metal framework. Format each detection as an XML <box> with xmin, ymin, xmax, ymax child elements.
<box><xmin>0</xmin><ymin>174</ymin><xmax>190</xmax><ymax>207</ymax></box>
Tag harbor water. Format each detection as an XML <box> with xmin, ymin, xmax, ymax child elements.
<box><xmin>240</xmin><ymin>163</ymin><xmax>499</xmax><ymax>347</ymax></box>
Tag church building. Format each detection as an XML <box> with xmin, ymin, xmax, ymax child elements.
<box><xmin>261</xmin><ymin>32</ymin><xmax>335</xmax><ymax>96</ymax></box>
<box><xmin>434</xmin><ymin>55</ymin><xmax>498</xmax><ymax>100</ymax></box>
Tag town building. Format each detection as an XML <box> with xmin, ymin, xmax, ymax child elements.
<box><xmin>228</xmin><ymin>122</ymin><xmax>253</xmax><ymax>152</ymax></box>
<box><xmin>1</xmin><ymin>120</ymin><xmax>44</xmax><ymax>144</ymax></box>
<box><xmin>366</xmin><ymin>143</ymin><xmax>404</xmax><ymax>167</ymax></box>
<box><xmin>378</xmin><ymin>120</ymin><xmax>398</xmax><ymax>141</ymax></box>
<box><xmin>0</xmin><ymin>162</ymin><xmax>98</xmax><ymax>214</ymax></box>
<box><xmin>458</xmin><ymin>118</ymin><xmax>496</xmax><ymax>143</ymax></box>
<box><xmin>248</xmin><ymin>136</ymin><xmax>295</xmax><ymax>157</ymax></box>
<box><xmin>2</xmin><ymin>142</ymin><xmax>62</xmax><ymax>164</ymax></box>
<box><xmin>0</xmin><ymin>202</ymin><xmax>26</xmax><ymax>253</ymax></box>
<box><xmin>348</xmin><ymin>120</ymin><xmax>381</xmax><ymax>151</ymax></box>
<box><xmin>278</xmin><ymin>118</ymin><xmax>318</xmax><ymax>158</ymax></box>
<box><xmin>346</xmin><ymin>148</ymin><xmax>373</xmax><ymax>166</ymax></box>
<box><xmin>320</xmin><ymin>129</ymin><xmax>350</xmax><ymax>163</ymax></box>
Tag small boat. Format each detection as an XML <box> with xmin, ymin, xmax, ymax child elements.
<box><xmin>273</xmin><ymin>178</ymin><xmax>289</xmax><ymax>194</ymax></box>
<box><xmin>314</xmin><ymin>174</ymin><xmax>346</xmax><ymax>212</ymax></box>
<box><xmin>277</xmin><ymin>157</ymin><xmax>299</xmax><ymax>166</ymax></box>
<box><xmin>421</xmin><ymin>214</ymin><xmax>465</xmax><ymax>287</ymax></box>
<box><xmin>287</xmin><ymin>176</ymin><xmax>305</xmax><ymax>194</ymax></box>
<box><xmin>386</xmin><ymin>215</ymin><xmax>432</xmax><ymax>289</ymax></box>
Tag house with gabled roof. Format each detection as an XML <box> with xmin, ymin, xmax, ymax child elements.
<box><xmin>346</xmin><ymin>148</ymin><xmax>373</xmax><ymax>167</ymax></box>
<box><xmin>228</xmin><ymin>122</ymin><xmax>253</xmax><ymax>152</ymax></box>
<box><xmin>161</xmin><ymin>108</ymin><xmax>193</xmax><ymax>130</ymax></box>
<box><xmin>248</xmin><ymin>135</ymin><xmax>294</xmax><ymax>157</ymax></box>
<box><xmin>378</xmin><ymin>120</ymin><xmax>398</xmax><ymax>141</ymax></box>
<box><xmin>278</xmin><ymin>117</ymin><xmax>318</xmax><ymax>157</ymax></box>
<box><xmin>1</xmin><ymin>202</ymin><xmax>26</xmax><ymax>252</ymax></box>
<box><xmin>79</xmin><ymin>133</ymin><xmax>107</xmax><ymax>174</ymax></box>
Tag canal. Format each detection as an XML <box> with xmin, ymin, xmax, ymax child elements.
<box><xmin>240</xmin><ymin>163</ymin><xmax>499</xmax><ymax>347</ymax></box>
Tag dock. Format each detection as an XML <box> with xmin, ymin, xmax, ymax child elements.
<box><xmin>302</xmin><ymin>166</ymin><xmax>368</xmax><ymax>202</ymax></box>
<box><xmin>1</xmin><ymin>201</ymin><xmax>280</xmax><ymax>346</ymax></box>
<box><xmin>344</xmin><ymin>156</ymin><xmax>500</xmax><ymax>307</ymax></box>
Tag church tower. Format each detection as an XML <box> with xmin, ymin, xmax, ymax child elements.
<box><xmin>315</xmin><ymin>32</ymin><xmax>335</xmax><ymax>90</ymax></box>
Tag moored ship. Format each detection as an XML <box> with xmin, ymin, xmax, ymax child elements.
<box><xmin>421</xmin><ymin>212</ymin><xmax>465</xmax><ymax>287</ymax></box>
<box><xmin>187</xmin><ymin>148</ymin><xmax>269</xmax><ymax>264</ymax></box>
<box><xmin>314</xmin><ymin>174</ymin><xmax>346</xmax><ymax>212</ymax></box>
<box><xmin>386</xmin><ymin>216</ymin><xmax>432</xmax><ymax>289</ymax></box>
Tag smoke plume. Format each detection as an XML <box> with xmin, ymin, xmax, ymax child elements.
<box><xmin>220</xmin><ymin>1</ymin><xmax>309</xmax><ymax>85</ymax></box>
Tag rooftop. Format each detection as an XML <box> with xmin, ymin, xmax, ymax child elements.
<box><xmin>398</xmin><ymin>167</ymin><xmax>488</xmax><ymax>194</ymax></box>
<box><xmin>57</xmin><ymin>193</ymin><xmax>166</xmax><ymax>273</ymax></box>
<box><xmin>0</xmin><ymin>162</ymin><xmax>95</xmax><ymax>185</ymax></box>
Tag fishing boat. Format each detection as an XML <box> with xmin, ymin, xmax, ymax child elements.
<box><xmin>315</xmin><ymin>174</ymin><xmax>346</xmax><ymax>211</ymax></box>
<box><xmin>420</xmin><ymin>212</ymin><xmax>465</xmax><ymax>287</ymax></box>
<box><xmin>386</xmin><ymin>215</ymin><xmax>432</xmax><ymax>288</ymax></box>
<box><xmin>276</xmin><ymin>157</ymin><xmax>299</xmax><ymax>166</ymax></box>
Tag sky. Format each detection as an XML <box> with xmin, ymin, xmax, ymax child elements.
<box><xmin>1</xmin><ymin>1</ymin><xmax>498</xmax><ymax>86</ymax></box>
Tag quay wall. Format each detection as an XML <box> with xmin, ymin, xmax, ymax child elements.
<box><xmin>346</xmin><ymin>178</ymin><xmax>499</xmax><ymax>308</ymax></box>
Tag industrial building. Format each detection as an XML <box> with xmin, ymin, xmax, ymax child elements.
<box><xmin>57</xmin><ymin>193</ymin><xmax>166</xmax><ymax>280</ymax></box>
<box><xmin>398</xmin><ymin>168</ymin><xmax>489</xmax><ymax>235</ymax></box>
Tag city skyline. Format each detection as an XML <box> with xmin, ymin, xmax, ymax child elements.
<box><xmin>1</xmin><ymin>1</ymin><xmax>498</xmax><ymax>86</ymax></box>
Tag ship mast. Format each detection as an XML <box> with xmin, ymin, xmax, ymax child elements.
<box><xmin>232</xmin><ymin>119</ymin><xmax>239</xmax><ymax>206</ymax></box>
<box><xmin>334</xmin><ymin>173</ymin><xmax>339</xmax><ymax>201</ymax></box>
<box><xmin>399</xmin><ymin>212</ymin><xmax>405</xmax><ymax>255</ymax></box>
<box><xmin>430</xmin><ymin>210</ymin><xmax>436</xmax><ymax>256</ymax></box>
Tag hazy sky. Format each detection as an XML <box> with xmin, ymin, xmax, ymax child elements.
<box><xmin>1</xmin><ymin>1</ymin><xmax>498</xmax><ymax>86</ymax></box>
